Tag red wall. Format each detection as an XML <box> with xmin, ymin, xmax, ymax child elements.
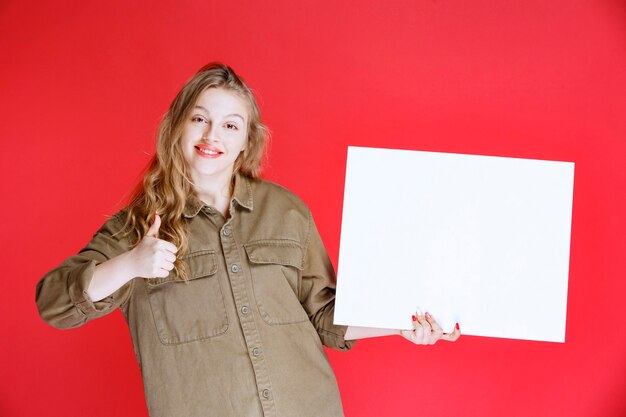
<box><xmin>2</xmin><ymin>1</ymin><xmax>625</xmax><ymax>416</ymax></box>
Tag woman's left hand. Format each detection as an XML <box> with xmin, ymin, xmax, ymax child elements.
<box><xmin>400</xmin><ymin>311</ymin><xmax>461</xmax><ymax>345</ymax></box>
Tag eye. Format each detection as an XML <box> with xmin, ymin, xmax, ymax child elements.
<box><xmin>225</xmin><ymin>123</ymin><xmax>239</xmax><ymax>130</ymax></box>
<box><xmin>191</xmin><ymin>115</ymin><xmax>207</xmax><ymax>123</ymax></box>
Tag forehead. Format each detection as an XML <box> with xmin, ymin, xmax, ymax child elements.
<box><xmin>194</xmin><ymin>87</ymin><xmax>249</xmax><ymax>119</ymax></box>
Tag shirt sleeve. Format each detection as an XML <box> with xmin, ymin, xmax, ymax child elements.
<box><xmin>35</xmin><ymin>213</ymin><xmax>134</xmax><ymax>330</ymax></box>
<box><xmin>299</xmin><ymin>211</ymin><xmax>356</xmax><ymax>351</ymax></box>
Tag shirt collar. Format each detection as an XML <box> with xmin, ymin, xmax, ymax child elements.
<box><xmin>232</xmin><ymin>173</ymin><xmax>254</xmax><ymax>211</ymax></box>
<box><xmin>182</xmin><ymin>173</ymin><xmax>254</xmax><ymax>219</ymax></box>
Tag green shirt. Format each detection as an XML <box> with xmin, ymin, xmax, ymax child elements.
<box><xmin>36</xmin><ymin>174</ymin><xmax>355</xmax><ymax>417</ymax></box>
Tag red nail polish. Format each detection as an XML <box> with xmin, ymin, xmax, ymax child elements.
<box><xmin>412</xmin><ymin>315</ymin><xmax>417</xmax><ymax>321</ymax></box>
<box><xmin>425</xmin><ymin>312</ymin><xmax>431</xmax><ymax>319</ymax></box>
<box><xmin>154</xmin><ymin>211</ymin><xmax>157</xmax><ymax>220</ymax></box>
<box><xmin>455</xmin><ymin>323</ymin><xmax>460</xmax><ymax>331</ymax></box>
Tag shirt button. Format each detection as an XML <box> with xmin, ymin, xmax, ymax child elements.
<box><xmin>231</xmin><ymin>264</ymin><xmax>239</xmax><ymax>273</ymax></box>
<box><xmin>241</xmin><ymin>305</ymin><xmax>249</xmax><ymax>315</ymax></box>
<box><xmin>222</xmin><ymin>227</ymin><xmax>232</xmax><ymax>237</ymax></box>
<box><xmin>252</xmin><ymin>347</ymin><xmax>261</xmax><ymax>357</ymax></box>
<box><xmin>262</xmin><ymin>389</ymin><xmax>271</xmax><ymax>399</ymax></box>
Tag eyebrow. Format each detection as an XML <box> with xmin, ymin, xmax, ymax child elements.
<box><xmin>194</xmin><ymin>105</ymin><xmax>246</xmax><ymax>122</ymax></box>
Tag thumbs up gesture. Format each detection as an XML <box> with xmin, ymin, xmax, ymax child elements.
<box><xmin>128</xmin><ymin>213</ymin><xmax>178</xmax><ymax>279</ymax></box>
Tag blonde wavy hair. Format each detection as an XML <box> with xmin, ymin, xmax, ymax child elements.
<box><xmin>121</xmin><ymin>63</ymin><xmax>269</xmax><ymax>281</ymax></box>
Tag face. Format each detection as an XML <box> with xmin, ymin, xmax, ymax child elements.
<box><xmin>180</xmin><ymin>87</ymin><xmax>249</xmax><ymax>187</ymax></box>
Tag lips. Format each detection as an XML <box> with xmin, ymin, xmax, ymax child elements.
<box><xmin>194</xmin><ymin>144</ymin><xmax>223</xmax><ymax>158</ymax></box>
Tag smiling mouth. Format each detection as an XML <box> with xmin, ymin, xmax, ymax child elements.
<box><xmin>194</xmin><ymin>145</ymin><xmax>223</xmax><ymax>157</ymax></box>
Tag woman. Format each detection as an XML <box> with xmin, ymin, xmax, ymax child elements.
<box><xmin>35</xmin><ymin>63</ymin><xmax>460</xmax><ymax>417</ymax></box>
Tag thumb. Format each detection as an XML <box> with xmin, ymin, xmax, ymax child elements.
<box><xmin>146</xmin><ymin>212</ymin><xmax>161</xmax><ymax>238</ymax></box>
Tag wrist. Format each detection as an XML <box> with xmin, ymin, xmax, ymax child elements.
<box><xmin>116</xmin><ymin>250</ymin><xmax>139</xmax><ymax>283</ymax></box>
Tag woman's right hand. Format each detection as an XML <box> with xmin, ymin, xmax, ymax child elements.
<box><xmin>128</xmin><ymin>213</ymin><xmax>178</xmax><ymax>278</ymax></box>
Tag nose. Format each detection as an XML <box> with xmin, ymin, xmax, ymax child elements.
<box><xmin>202</xmin><ymin>122</ymin><xmax>220</xmax><ymax>143</ymax></box>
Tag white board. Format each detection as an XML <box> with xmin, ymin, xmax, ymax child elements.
<box><xmin>334</xmin><ymin>146</ymin><xmax>575</xmax><ymax>342</ymax></box>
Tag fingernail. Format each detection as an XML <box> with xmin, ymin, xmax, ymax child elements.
<box><xmin>412</xmin><ymin>315</ymin><xmax>417</xmax><ymax>322</ymax></box>
<box><xmin>455</xmin><ymin>323</ymin><xmax>460</xmax><ymax>331</ymax></box>
<box><xmin>425</xmin><ymin>312</ymin><xmax>431</xmax><ymax>320</ymax></box>
<box><xmin>154</xmin><ymin>211</ymin><xmax>157</xmax><ymax>220</ymax></box>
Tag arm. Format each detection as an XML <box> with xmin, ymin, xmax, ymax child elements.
<box><xmin>299</xmin><ymin>211</ymin><xmax>356</xmax><ymax>351</ymax></box>
<box><xmin>36</xmin><ymin>213</ymin><xmax>177</xmax><ymax>329</ymax></box>
<box><xmin>344</xmin><ymin>326</ymin><xmax>400</xmax><ymax>340</ymax></box>
<box><xmin>86</xmin><ymin>251</ymin><xmax>138</xmax><ymax>302</ymax></box>
<box><xmin>35</xmin><ymin>214</ymin><xmax>133</xmax><ymax>329</ymax></box>
<box><xmin>345</xmin><ymin>319</ymin><xmax>461</xmax><ymax>342</ymax></box>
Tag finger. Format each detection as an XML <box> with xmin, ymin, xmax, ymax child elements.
<box><xmin>146</xmin><ymin>212</ymin><xmax>161</xmax><ymax>238</ymax></box>
<box><xmin>154</xmin><ymin>267</ymin><xmax>170</xmax><ymax>278</ymax></box>
<box><xmin>416</xmin><ymin>311</ymin><xmax>431</xmax><ymax>331</ymax></box>
<box><xmin>160</xmin><ymin>260</ymin><xmax>175</xmax><ymax>271</ymax></box>
<box><xmin>417</xmin><ymin>311</ymin><xmax>433</xmax><ymax>344</ymax></box>
<box><xmin>441</xmin><ymin>322</ymin><xmax>462</xmax><ymax>342</ymax></box>
<box><xmin>161</xmin><ymin>250</ymin><xmax>177</xmax><ymax>263</ymax></box>
<box><xmin>412</xmin><ymin>312</ymin><xmax>427</xmax><ymax>344</ymax></box>
<box><xmin>425</xmin><ymin>312</ymin><xmax>443</xmax><ymax>333</ymax></box>
<box><xmin>425</xmin><ymin>312</ymin><xmax>444</xmax><ymax>342</ymax></box>
<box><xmin>401</xmin><ymin>315</ymin><xmax>418</xmax><ymax>342</ymax></box>
<box><xmin>160</xmin><ymin>240</ymin><xmax>178</xmax><ymax>254</ymax></box>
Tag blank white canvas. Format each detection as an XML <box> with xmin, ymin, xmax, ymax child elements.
<box><xmin>334</xmin><ymin>146</ymin><xmax>575</xmax><ymax>343</ymax></box>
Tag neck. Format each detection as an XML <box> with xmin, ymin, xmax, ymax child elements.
<box><xmin>192</xmin><ymin>170</ymin><xmax>235</xmax><ymax>216</ymax></box>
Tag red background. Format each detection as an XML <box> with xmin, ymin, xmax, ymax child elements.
<box><xmin>1</xmin><ymin>1</ymin><xmax>625</xmax><ymax>416</ymax></box>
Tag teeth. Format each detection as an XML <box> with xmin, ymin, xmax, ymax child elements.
<box><xmin>197</xmin><ymin>147</ymin><xmax>219</xmax><ymax>155</ymax></box>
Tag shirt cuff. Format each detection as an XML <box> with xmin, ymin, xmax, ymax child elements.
<box><xmin>67</xmin><ymin>260</ymin><xmax>116</xmax><ymax>317</ymax></box>
<box><xmin>321</xmin><ymin>324</ymin><xmax>357</xmax><ymax>351</ymax></box>
<box><xmin>314</xmin><ymin>302</ymin><xmax>357</xmax><ymax>351</ymax></box>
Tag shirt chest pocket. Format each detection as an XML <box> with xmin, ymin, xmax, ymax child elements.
<box><xmin>145</xmin><ymin>249</ymin><xmax>228</xmax><ymax>345</ymax></box>
<box><xmin>244</xmin><ymin>240</ymin><xmax>309</xmax><ymax>325</ymax></box>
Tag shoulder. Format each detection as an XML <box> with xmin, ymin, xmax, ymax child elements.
<box><xmin>249</xmin><ymin>178</ymin><xmax>311</xmax><ymax>214</ymax></box>
<box><xmin>91</xmin><ymin>210</ymin><xmax>128</xmax><ymax>238</ymax></box>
